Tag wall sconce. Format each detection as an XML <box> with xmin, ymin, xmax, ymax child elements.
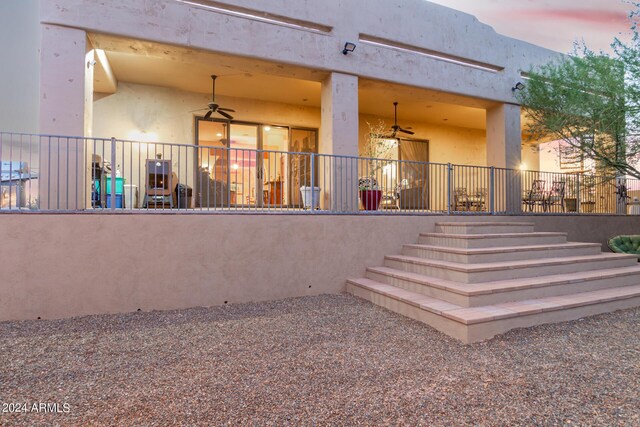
<box><xmin>512</xmin><ymin>82</ymin><xmax>525</xmax><ymax>92</ymax></box>
<box><xmin>342</xmin><ymin>42</ymin><xmax>356</xmax><ymax>55</ymax></box>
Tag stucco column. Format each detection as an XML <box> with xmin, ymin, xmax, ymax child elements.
<box><xmin>320</xmin><ymin>72</ymin><xmax>359</xmax><ymax>212</ymax></box>
<box><xmin>486</xmin><ymin>104</ymin><xmax>521</xmax><ymax>212</ymax></box>
<box><xmin>39</xmin><ymin>24</ymin><xmax>91</xmax><ymax>210</ymax></box>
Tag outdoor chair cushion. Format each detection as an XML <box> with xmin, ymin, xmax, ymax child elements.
<box><xmin>608</xmin><ymin>235</ymin><xmax>640</xmax><ymax>257</ymax></box>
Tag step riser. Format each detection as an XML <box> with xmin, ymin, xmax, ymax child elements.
<box><xmin>384</xmin><ymin>257</ymin><xmax>637</xmax><ymax>284</ymax></box>
<box><xmin>466</xmin><ymin>296</ymin><xmax>640</xmax><ymax>343</ymax></box>
<box><xmin>419</xmin><ymin>235</ymin><xmax>567</xmax><ymax>248</ymax></box>
<box><xmin>435</xmin><ymin>225</ymin><xmax>535</xmax><ymax>234</ymax></box>
<box><xmin>347</xmin><ymin>282</ymin><xmax>640</xmax><ymax>344</ymax></box>
<box><xmin>366</xmin><ymin>269</ymin><xmax>640</xmax><ymax>307</ymax></box>
<box><xmin>346</xmin><ymin>282</ymin><xmax>469</xmax><ymax>342</ymax></box>
<box><xmin>402</xmin><ymin>245</ymin><xmax>601</xmax><ymax>263</ymax></box>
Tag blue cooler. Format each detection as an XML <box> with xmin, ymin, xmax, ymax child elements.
<box><xmin>106</xmin><ymin>194</ymin><xmax>123</xmax><ymax>208</ymax></box>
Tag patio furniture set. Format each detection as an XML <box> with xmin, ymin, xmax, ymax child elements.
<box><xmin>522</xmin><ymin>179</ymin><xmax>566</xmax><ymax>212</ymax></box>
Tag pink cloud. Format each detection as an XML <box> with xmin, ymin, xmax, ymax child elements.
<box><xmin>504</xmin><ymin>9</ymin><xmax>628</xmax><ymax>28</ymax></box>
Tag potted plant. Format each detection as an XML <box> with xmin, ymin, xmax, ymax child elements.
<box><xmin>359</xmin><ymin>120</ymin><xmax>394</xmax><ymax>211</ymax></box>
<box><xmin>358</xmin><ymin>177</ymin><xmax>382</xmax><ymax>210</ymax></box>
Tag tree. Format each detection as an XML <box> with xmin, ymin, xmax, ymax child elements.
<box><xmin>516</xmin><ymin>5</ymin><xmax>640</xmax><ymax>179</ymax></box>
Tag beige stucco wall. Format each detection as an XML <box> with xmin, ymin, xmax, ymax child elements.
<box><xmin>359</xmin><ymin>113</ymin><xmax>486</xmax><ymax>166</ymax></box>
<box><xmin>40</xmin><ymin>0</ymin><xmax>560</xmax><ymax>105</ymax></box>
<box><xmin>0</xmin><ymin>0</ymin><xmax>40</xmax><ymax>134</ymax></box>
<box><xmin>93</xmin><ymin>82</ymin><xmax>511</xmax><ymax>167</ymax></box>
<box><xmin>358</xmin><ymin>114</ymin><xmax>540</xmax><ymax>168</ymax></box>
<box><xmin>93</xmin><ymin>82</ymin><xmax>321</xmax><ymax>145</ymax></box>
<box><xmin>1</xmin><ymin>213</ymin><xmax>638</xmax><ymax>322</ymax></box>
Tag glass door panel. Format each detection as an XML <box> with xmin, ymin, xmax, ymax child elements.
<box><xmin>196</xmin><ymin>120</ymin><xmax>229</xmax><ymax>207</ymax></box>
<box><xmin>262</xmin><ymin>126</ymin><xmax>288</xmax><ymax>206</ymax></box>
<box><xmin>289</xmin><ymin>128</ymin><xmax>318</xmax><ymax>206</ymax></box>
<box><xmin>229</xmin><ymin>124</ymin><xmax>259</xmax><ymax>206</ymax></box>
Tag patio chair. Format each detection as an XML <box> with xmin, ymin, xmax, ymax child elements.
<box><xmin>398</xmin><ymin>180</ymin><xmax>428</xmax><ymax>210</ymax></box>
<box><xmin>608</xmin><ymin>235</ymin><xmax>640</xmax><ymax>261</ymax></box>
<box><xmin>522</xmin><ymin>179</ymin><xmax>546</xmax><ymax>212</ymax></box>
<box><xmin>453</xmin><ymin>187</ymin><xmax>469</xmax><ymax>211</ymax></box>
<box><xmin>546</xmin><ymin>181</ymin><xmax>565</xmax><ymax>212</ymax></box>
<box><xmin>466</xmin><ymin>188</ymin><xmax>487</xmax><ymax>211</ymax></box>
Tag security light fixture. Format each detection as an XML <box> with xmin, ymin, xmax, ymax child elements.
<box><xmin>512</xmin><ymin>82</ymin><xmax>525</xmax><ymax>92</ymax></box>
<box><xmin>342</xmin><ymin>42</ymin><xmax>356</xmax><ymax>55</ymax></box>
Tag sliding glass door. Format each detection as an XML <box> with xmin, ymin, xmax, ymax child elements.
<box><xmin>196</xmin><ymin>118</ymin><xmax>317</xmax><ymax>208</ymax></box>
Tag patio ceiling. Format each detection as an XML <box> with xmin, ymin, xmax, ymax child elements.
<box><xmin>89</xmin><ymin>33</ymin><xmax>507</xmax><ymax>131</ymax></box>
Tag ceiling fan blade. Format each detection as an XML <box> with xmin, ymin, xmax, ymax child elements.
<box><xmin>204</xmin><ymin>110</ymin><xmax>212</xmax><ymax>119</ymax></box>
<box><xmin>217</xmin><ymin>110</ymin><xmax>234</xmax><ymax>120</ymax></box>
<box><xmin>189</xmin><ymin>108</ymin><xmax>209</xmax><ymax>112</ymax></box>
<box><xmin>399</xmin><ymin>128</ymin><xmax>415</xmax><ymax>135</ymax></box>
<box><xmin>217</xmin><ymin>108</ymin><xmax>236</xmax><ymax>112</ymax></box>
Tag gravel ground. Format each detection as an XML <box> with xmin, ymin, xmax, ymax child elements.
<box><xmin>1</xmin><ymin>294</ymin><xmax>638</xmax><ymax>426</ymax></box>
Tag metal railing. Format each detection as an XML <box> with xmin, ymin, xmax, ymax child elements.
<box><xmin>0</xmin><ymin>132</ymin><xmax>637</xmax><ymax>215</ymax></box>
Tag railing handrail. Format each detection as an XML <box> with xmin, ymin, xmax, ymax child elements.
<box><xmin>1</xmin><ymin>131</ymin><xmax>635</xmax><ymax>179</ymax></box>
<box><xmin>1</xmin><ymin>131</ymin><xmax>637</xmax><ymax>214</ymax></box>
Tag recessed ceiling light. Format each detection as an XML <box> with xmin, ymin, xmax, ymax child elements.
<box><xmin>216</xmin><ymin>133</ymin><xmax>223</xmax><ymax>137</ymax></box>
<box><xmin>264</xmin><ymin>126</ymin><xmax>271</xmax><ymax>131</ymax></box>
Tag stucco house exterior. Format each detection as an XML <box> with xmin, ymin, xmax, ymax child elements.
<box><xmin>2</xmin><ymin>0</ymin><xmax>564</xmax><ymax>210</ymax></box>
<box><xmin>2</xmin><ymin>1</ymin><xmax>639</xmax><ymax>340</ymax></box>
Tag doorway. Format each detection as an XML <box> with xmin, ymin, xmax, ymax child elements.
<box><xmin>195</xmin><ymin>118</ymin><xmax>318</xmax><ymax>208</ymax></box>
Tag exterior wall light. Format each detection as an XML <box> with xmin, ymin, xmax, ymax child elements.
<box><xmin>512</xmin><ymin>82</ymin><xmax>525</xmax><ymax>92</ymax></box>
<box><xmin>342</xmin><ymin>42</ymin><xmax>356</xmax><ymax>55</ymax></box>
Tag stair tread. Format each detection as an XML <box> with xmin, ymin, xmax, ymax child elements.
<box><xmin>435</xmin><ymin>221</ymin><xmax>535</xmax><ymax>226</ymax></box>
<box><xmin>420</xmin><ymin>231</ymin><xmax>567</xmax><ymax>239</ymax></box>
<box><xmin>367</xmin><ymin>265</ymin><xmax>640</xmax><ymax>296</ymax></box>
<box><xmin>385</xmin><ymin>252</ymin><xmax>636</xmax><ymax>273</ymax></box>
<box><xmin>403</xmin><ymin>242</ymin><xmax>600</xmax><ymax>255</ymax></box>
<box><xmin>347</xmin><ymin>277</ymin><xmax>640</xmax><ymax>325</ymax></box>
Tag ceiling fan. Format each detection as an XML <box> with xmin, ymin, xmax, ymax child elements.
<box><xmin>193</xmin><ymin>75</ymin><xmax>235</xmax><ymax>120</ymax></box>
<box><xmin>386</xmin><ymin>101</ymin><xmax>414</xmax><ymax>138</ymax></box>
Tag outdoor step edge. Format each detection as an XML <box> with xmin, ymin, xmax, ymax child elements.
<box><xmin>346</xmin><ymin>277</ymin><xmax>463</xmax><ymax>316</ymax></box>
<box><xmin>348</xmin><ymin>277</ymin><xmax>640</xmax><ymax>326</ymax></box>
<box><xmin>419</xmin><ymin>231</ymin><xmax>568</xmax><ymax>239</ymax></box>
<box><xmin>384</xmin><ymin>253</ymin><xmax>637</xmax><ymax>273</ymax></box>
<box><xmin>435</xmin><ymin>222</ymin><xmax>536</xmax><ymax>227</ymax></box>
<box><xmin>403</xmin><ymin>242</ymin><xmax>601</xmax><ymax>255</ymax></box>
<box><xmin>443</xmin><ymin>284</ymin><xmax>640</xmax><ymax>325</ymax></box>
<box><xmin>366</xmin><ymin>265</ymin><xmax>640</xmax><ymax>296</ymax></box>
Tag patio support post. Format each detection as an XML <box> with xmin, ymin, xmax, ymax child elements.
<box><xmin>320</xmin><ymin>72</ymin><xmax>359</xmax><ymax>212</ymax></box>
<box><xmin>39</xmin><ymin>24</ymin><xmax>91</xmax><ymax>210</ymax></box>
<box><xmin>486</xmin><ymin>103</ymin><xmax>521</xmax><ymax>213</ymax></box>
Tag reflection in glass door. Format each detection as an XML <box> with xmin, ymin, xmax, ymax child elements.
<box><xmin>228</xmin><ymin>124</ymin><xmax>259</xmax><ymax>206</ymax></box>
<box><xmin>289</xmin><ymin>128</ymin><xmax>318</xmax><ymax>206</ymax></box>
<box><xmin>197</xmin><ymin>119</ymin><xmax>319</xmax><ymax>208</ymax></box>
<box><xmin>195</xmin><ymin>120</ymin><xmax>229</xmax><ymax>207</ymax></box>
<box><xmin>262</xmin><ymin>126</ymin><xmax>288</xmax><ymax>206</ymax></box>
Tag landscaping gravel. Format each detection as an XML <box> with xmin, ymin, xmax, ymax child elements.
<box><xmin>1</xmin><ymin>294</ymin><xmax>638</xmax><ymax>426</ymax></box>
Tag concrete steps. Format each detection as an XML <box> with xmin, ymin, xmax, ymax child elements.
<box><xmin>346</xmin><ymin>278</ymin><xmax>640</xmax><ymax>344</ymax></box>
<box><xmin>401</xmin><ymin>242</ymin><xmax>602</xmax><ymax>263</ymax></box>
<box><xmin>346</xmin><ymin>221</ymin><xmax>640</xmax><ymax>343</ymax></box>
<box><xmin>419</xmin><ymin>232</ymin><xmax>568</xmax><ymax>248</ymax></box>
<box><xmin>384</xmin><ymin>253</ymin><xmax>636</xmax><ymax>284</ymax></box>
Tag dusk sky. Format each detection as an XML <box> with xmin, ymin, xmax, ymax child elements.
<box><xmin>427</xmin><ymin>0</ymin><xmax>635</xmax><ymax>53</ymax></box>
